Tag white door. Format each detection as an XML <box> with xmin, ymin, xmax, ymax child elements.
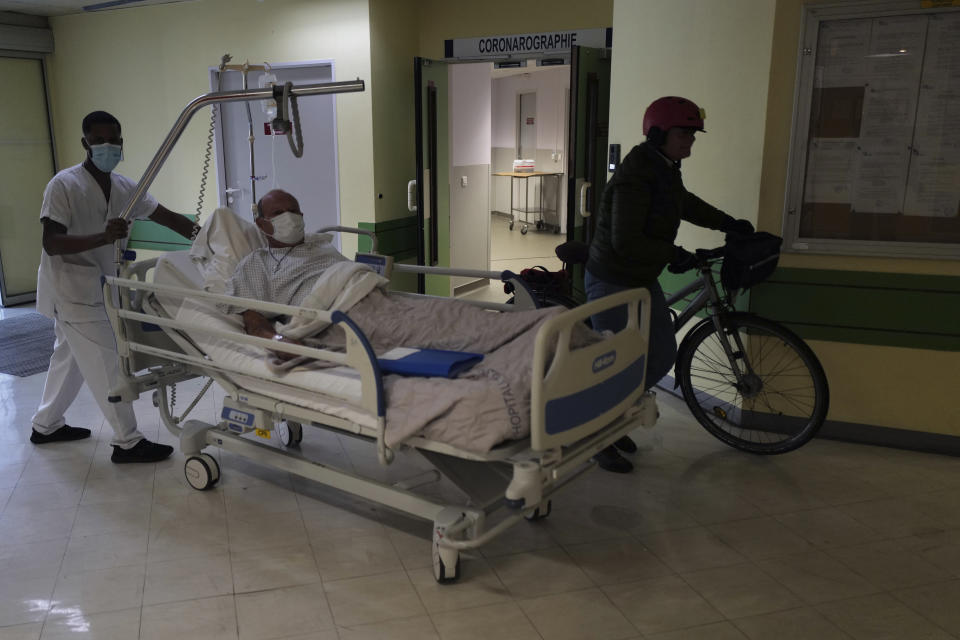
<box><xmin>212</xmin><ymin>62</ymin><xmax>340</xmax><ymax>243</ymax></box>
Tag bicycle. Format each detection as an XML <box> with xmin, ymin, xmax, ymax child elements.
<box><xmin>534</xmin><ymin>235</ymin><xmax>829</xmax><ymax>455</ymax></box>
<box><xmin>661</xmin><ymin>237</ymin><xmax>829</xmax><ymax>454</ymax></box>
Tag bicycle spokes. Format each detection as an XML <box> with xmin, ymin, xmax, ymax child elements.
<box><xmin>677</xmin><ymin>315</ymin><xmax>828</xmax><ymax>454</ymax></box>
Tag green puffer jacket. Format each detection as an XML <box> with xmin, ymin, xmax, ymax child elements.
<box><xmin>586</xmin><ymin>142</ymin><xmax>735</xmax><ymax>287</ymax></box>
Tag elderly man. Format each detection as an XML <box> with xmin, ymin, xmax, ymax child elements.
<box><xmin>218</xmin><ymin>189</ymin><xmax>349</xmax><ymax>360</ymax></box>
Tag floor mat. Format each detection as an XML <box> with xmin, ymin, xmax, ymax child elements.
<box><xmin>0</xmin><ymin>312</ymin><xmax>55</xmax><ymax>377</ymax></box>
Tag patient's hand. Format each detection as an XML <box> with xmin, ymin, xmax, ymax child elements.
<box><xmin>240</xmin><ymin>311</ymin><xmax>310</xmax><ymax>362</ymax></box>
<box><xmin>271</xmin><ymin>334</ymin><xmax>306</xmax><ymax>362</ymax></box>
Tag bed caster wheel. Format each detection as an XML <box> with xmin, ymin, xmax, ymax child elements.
<box><xmin>509</xmin><ymin>221</ymin><xmax>515</xmax><ymax>231</ymax></box>
<box><xmin>536</xmin><ymin>220</ymin><xmax>544</xmax><ymax>230</ymax></box>
<box><xmin>152</xmin><ymin>390</ymin><xmax>160</xmax><ymax>408</ymax></box>
<box><xmin>184</xmin><ymin>454</ymin><xmax>220</xmax><ymax>491</ymax></box>
<box><xmin>521</xmin><ymin>225</ymin><xmax>528</xmax><ymax>235</ymax></box>
<box><xmin>525</xmin><ymin>499</ymin><xmax>552</xmax><ymax>521</ymax></box>
<box><xmin>276</xmin><ymin>421</ymin><xmax>303</xmax><ymax>447</ymax></box>
<box><xmin>432</xmin><ymin>541</ymin><xmax>461</xmax><ymax>584</ymax></box>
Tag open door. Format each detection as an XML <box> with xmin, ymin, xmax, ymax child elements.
<box><xmin>413</xmin><ymin>57</ymin><xmax>451</xmax><ymax>296</ymax></box>
<box><xmin>566</xmin><ymin>46</ymin><xmax>611</xmax><ymax>302</ymax></box>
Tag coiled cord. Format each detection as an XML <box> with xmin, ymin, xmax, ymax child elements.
<box><xmin>197</xmin><ymin>53</ymin><xmax>231</xmax><ymax>219</ymax></box>
<box><xmin>282</xmin><ymin>81</ymin><xmax>304</xmax><ymax>158</ymax></box>
<box><xmin>196</xmin><ymin>104</ymin><xmax>217</xmax><ymax>218</ymax></box>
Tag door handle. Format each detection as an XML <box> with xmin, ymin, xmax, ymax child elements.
<box><xmin>579</xmin><ymin>182</ymin><xmax>592</xmax><ymax>218</ymax></box>
<box><xmin>407</xmin><ymin>180</ymin><xmax>417</xmax><ymax>212</ymax></box>
<box><xmin>224</xmin><ymin>187</ymin><xmax>241</xmax><ymax>205</ymax></box>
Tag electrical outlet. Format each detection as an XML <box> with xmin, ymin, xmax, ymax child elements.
<box><xmin>460</xmin><ymin>176</ymin><xmax>468</xmax><ymax>187</ymax></box>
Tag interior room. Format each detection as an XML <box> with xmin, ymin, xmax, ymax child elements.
<box><xmin>0</xmin><ymin>1</ymin><xmax>958</xmax><ymax>639</ymax></box>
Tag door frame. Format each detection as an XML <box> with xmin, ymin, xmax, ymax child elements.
<box><xmin>412</xmin><ymin>50</ymin><xmax>611</xmax><ymax>295</ymax></box>
<box><xmin>0</xmin><ymin>51</ymin><xmax>58</xmax><ymax>307</ymax></box>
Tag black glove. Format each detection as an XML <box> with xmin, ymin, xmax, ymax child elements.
<box><xmin>667</xmin><ymin>246</ymin><xmax>697</xmax><ymax>274</ymax></box>
<box><xmin>723</xmin><ymin>218</ymin><xmax>755</xmax><ymax>236</ymax></box>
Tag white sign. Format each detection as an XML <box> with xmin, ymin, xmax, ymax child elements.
<box><xmin>445</xmin><ymin>28</ymin><xmax>611</xmax><ymax>59</ymax></box>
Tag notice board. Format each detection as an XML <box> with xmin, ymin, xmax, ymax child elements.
<box><xmin>798</xmin><ymin>11</ymin><xmax>960</xmax><ymax>247</ymax></box>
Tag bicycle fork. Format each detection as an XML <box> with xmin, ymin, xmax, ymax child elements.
<box><xmin>701</xmin><ymin>278</ymin><xmax>761</xmax><ymax>399</ymax></box>
<box><xmin>709</xmin><ymin>314</ymin><xmax>762</xmax><ymax>397</ymax></box>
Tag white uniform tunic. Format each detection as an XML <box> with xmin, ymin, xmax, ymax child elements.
<box><xmin>32</xmin><ymin>164</ymin><xmax>158</xmax><ymax>448</ymax></box>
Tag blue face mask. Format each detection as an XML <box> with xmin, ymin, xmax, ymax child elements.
<box><xmin>89</xmin><ymin>143</ymin><xmax>122</xmax><ymax>173</ymax></box>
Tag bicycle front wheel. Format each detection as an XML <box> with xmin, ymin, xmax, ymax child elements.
<box><xmin>676</xmin><ymin>314</ymin><xmax>829</xmax><ymax>454</ymax></box>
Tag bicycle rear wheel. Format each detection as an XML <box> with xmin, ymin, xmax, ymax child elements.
<box><xmin>676</xmin><ymin>314</ymin><xmax>829</xmax><ymax>454</ymax></box>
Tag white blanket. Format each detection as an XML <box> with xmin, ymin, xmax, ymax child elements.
<box><xmin>275</xmin><ymin>261</ymin><xmax>389</xmax><ymax>340</ymax></box>
<box><xmin>265</xmin><ymin>262</ymin><xmax>389</xmax><ymax>373</ymax></box>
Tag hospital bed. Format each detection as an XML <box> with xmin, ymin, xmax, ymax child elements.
<box><xmin>99</xmin><ymin>78</ymin><xmax>659</xmax><ymax>583</ymax></box>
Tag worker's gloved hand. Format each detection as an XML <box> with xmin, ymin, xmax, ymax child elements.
<box><xmin>103</xmin><ymin>217</ymin><xmax>130</xmax><ymax>242</ymax></box>
<box><xmin>723</xmin><ymin>218</ymin><xmax>755</xmax><ymax>236</ymax></box>
<box><xmin>667</xmin><ymin>246</ymin><xmax>698</xmax><ymax>274</ymax></box>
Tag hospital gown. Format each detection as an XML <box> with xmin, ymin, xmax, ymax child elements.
<box><xmin>218</xmin><ymin>235</ymin><xmax>348</xmax><ymax>316</ymax></box>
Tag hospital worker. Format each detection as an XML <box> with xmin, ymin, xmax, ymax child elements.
<box><xmin>30</xmin><ymin>110</ymin><xmax>201</xmax><ymax>463</ymax></box>
<box><xmin>585</xmin><ymin>97</ymin><xmax>755</xmax><ymax>473</ymax></box>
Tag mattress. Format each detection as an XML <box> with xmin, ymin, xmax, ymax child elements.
<box><xmin>152</xmin><ymin>251</ymin><xmax>377</xmax><ymax>429</ymax></box>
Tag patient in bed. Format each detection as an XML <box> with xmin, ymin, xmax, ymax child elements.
<box><xmin>214</xmin><ymin>189</ymin><xmax>346</xmax><ymax>360</ymax></box>
<box><xmin>220</xmin><ymin>189</ymin><xmax>596</xmax><ymax>365</ymax></box>
<box><xmin>209</xmin><ymin>190</ymin><xmax>603</xmax><ymax>451</ymax></box>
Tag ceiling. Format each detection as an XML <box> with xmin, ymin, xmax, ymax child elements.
<box><xmin>0</xmin><ymin>0</ymin><xmax>195</xmax><ymax>17</ymax></box>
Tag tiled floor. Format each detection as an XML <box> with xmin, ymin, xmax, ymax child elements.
<box><xmin>459</xmin><ymin>215</ymin><xmax>563</xmax><ymax>305</ymax></box>
<box><xmin>2</xmin><ymin>361</ymin><xmax>959</xmax><ymax>640</ymax></box>
<box><xmin>3</xmin><ymin>276</ymin><xmax>960</xmax><ymax>638</ymax></box>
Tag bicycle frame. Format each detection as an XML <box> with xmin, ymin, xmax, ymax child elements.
<box><xmin>664</xmin><ymin>264</ymin><xmax>738</xmax><ymax>331</ymax></box>
<box><xmin>664</xmin><ymin>264</ymin><xmax>756</xmax><ymax>392</ymax></box>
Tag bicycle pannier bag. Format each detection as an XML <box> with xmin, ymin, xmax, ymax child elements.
<box><xmin>721</xmin><ymin>232</ymin><xmax>782</xmax><ymax>292</ymax></box>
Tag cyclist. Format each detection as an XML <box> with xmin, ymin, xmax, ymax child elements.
<box><xmin>585</xmin><ymin>96</ymin><xmax>754</xmax><ymax>473</ymax></box>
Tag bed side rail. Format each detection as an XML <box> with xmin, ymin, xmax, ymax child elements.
<box><xmin>102</xmin><ymin>275</ymin><xmax>385</xmax><ymax>418</ymax></box>
<box><xmin>530</xmin><ymin>288</ymin><xmax>651</xmax><ymax>451</ymax></box>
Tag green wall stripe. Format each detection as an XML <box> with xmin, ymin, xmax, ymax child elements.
<box><xmin>658</xmin><ymin>268</ymin><xmax>749</xmax><ymax>313</ymax></box>
<box><xmin>358</xmin><ymin>216</ymin><xmax>418</xmax><ymax>260</ymax></box>
<box><xmin>750</xmin><ymin>267</ymin><xmax>960</xmax><ymax>352</ymax></box>
<box><xmin>127</xmin><ymin>216</ymin><xmax>197</xmax><ymax>251</ymax></box>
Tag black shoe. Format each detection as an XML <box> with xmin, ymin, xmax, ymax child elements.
<box><xmin>614</xmin><ymin>435</ymin><xmax>638</xmax><ymax>454</ymax></box>
<box><xmin>30</xmin><ymin>425</ymin><xmax>91</xmax><ymax>444</ymax></box>
<box><xmin>111</xmin><ymin>439</ymin><xmax>174</xmax><ymax>464</ymax></box>
<box><xmin>594</xmin><ymin>445</ymin><xmax>633</xmax><ymax>473</ymax></box>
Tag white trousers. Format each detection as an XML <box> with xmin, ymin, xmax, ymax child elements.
<box><xmin>31</xmin><ymin>309</ymin><xmax>142</xmax><ymax>449</ymax></box>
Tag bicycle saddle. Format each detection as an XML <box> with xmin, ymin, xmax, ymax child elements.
<box><xmin>555</xmin><ymin>241</ymin><xmax>590</xmax><ymax>265</ymax></box>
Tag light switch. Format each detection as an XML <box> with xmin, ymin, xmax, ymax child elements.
<box><xmin>460</xmin><ymin>176</ymin><xmax>468</xmax><ymax>187</ymax></box>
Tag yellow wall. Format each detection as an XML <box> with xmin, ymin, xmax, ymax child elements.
<box><xmin>816</xmin><ymin>341</ymin><xmax>959</xmax><ymax>436</ymax></box>
<box><xmin>608</xmin><ymin>0</ymin><xmax>776</xmax><ymax>254</ymax></box>
<box><xmin>758</xmin><ymin>0</ymin><xmax>959</xmax><ymax>437</ymax></box>
<box><xmin>47</xmin><ymin>0</ymin><xmax>374</xmax><ymax>256</ymax></box>
<box><xmin>607</xmin><ymin>0</ymin><xmax>958</xmax><ymax>439</ymax></box>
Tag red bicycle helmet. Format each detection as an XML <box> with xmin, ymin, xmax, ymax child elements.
<box><xmin>642</xmin><ymin>96</ymin><xmax>706</xmax><ymax>135</ymax></box>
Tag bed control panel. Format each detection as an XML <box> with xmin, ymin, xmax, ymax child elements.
<box><xmin>220</xmin><ymin>398</ymin><xmax>271</xmax><ymax>436</ymax></box>
<box><xmin>355</xmin><ymin>252</ymin><xmax>394</xmax><ymax>278</ymax></box>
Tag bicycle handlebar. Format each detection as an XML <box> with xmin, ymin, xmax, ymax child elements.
<box><xmin>694</xmin><ymin>246</ymin><xmax>725</xmax><ymax>263</ymax></box>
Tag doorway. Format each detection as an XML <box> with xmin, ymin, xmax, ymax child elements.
<box><xmin>481</xmin><ymin>62</ymin><xmax>569</xmax><ymax>302</ymax></box>
<box><xmin>413</xmin><ymin>48</ymin><xmax>611</xmax><ymax>301</ymax></box>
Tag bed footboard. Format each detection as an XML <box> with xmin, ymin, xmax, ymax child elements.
<box><xmin>530</xmin><ymin>287</ymin><xmax>651</xmax><ymax>450</ymax></box>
